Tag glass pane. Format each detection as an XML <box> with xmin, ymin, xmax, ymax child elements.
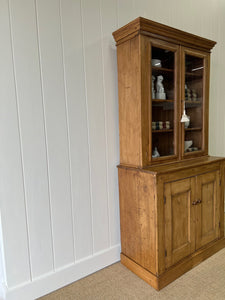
<box><xmin>184</xmin><ymin>55</ymin><xmax>203</xmax><ymax>153</ymax></box>
<box><xmin>151</xmin><ymin>46</ymin><xmax>175</xmax><ymax>159</ymax></box>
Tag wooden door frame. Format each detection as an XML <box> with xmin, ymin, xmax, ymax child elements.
<box><xmin>146</xmin><ymin>37</ymin><xmax>180</xmax><ymax>165</ymax></box>
<box><xmin>180</xmin><ymin>47</ymin><xmax>210</xmax><ymax>159</ymax></box>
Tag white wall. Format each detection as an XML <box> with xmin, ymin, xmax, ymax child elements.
<box><xmin>0</xmin><ymin>0</ymin><xmax>224</xmax><ymax>299</ymax></box>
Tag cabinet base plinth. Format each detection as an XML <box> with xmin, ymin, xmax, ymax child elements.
<box><xmin>121</xmin><ymin>237</ymin><xmax>225</xmax><ymax>290</ymax></box>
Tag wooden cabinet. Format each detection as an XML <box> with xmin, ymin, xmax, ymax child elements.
<box><xmin>113</xmin><ymin>17</ymin><xmax>225</xmax><ymax>290</ymax></box>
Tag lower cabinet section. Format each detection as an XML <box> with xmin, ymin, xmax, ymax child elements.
<box><xmin>164</xmin><ymin>170</ymin><xmax>220</xmax><ymax>269</ymax></box>
<box><xmin>118</xmin><ymin>158</ymin><xmax>225</xmax><ymax>290</ymax></box>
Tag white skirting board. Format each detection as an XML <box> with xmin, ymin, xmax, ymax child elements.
<box><xmin>3</xmin><ymin>245</ymin><xmax>120</xmax><ymax>300</ymax></box>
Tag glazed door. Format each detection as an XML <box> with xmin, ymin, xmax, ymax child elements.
<box><xmin>150</xmin><ymin>39</ymin><xmax>179</xmax><ymax>163</ymax></box>
<box><xmin>195</xmin><ymin>171</ymin><xmax>220</xmax><ymax>249</ymax></box>
<box><xmin>164</xmin><ymin>177</ymin><xmax>196</xmax><ymax>268</ymax></box>
<box><xmin>181</xmin><ymin>47</ymin><xmax>210</xmax><ymax>158</ymax></box>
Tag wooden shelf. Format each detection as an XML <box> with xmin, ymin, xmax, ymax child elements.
<box><xmin>152</xmin><ymin>66</ymin><xmax>173</xmax><ymax>73</ymax></box>
<box><xmin>152</xmin><ymin>129</ymin><xmax>173</xmax><ymax>133</ymax></box>
<box><xmin>185</xmin><ymin>127</ymin><xmax>202</xmax><ymax>131</ymax></box>
<box><xmin>185</xmin><ymin>100</ymin><xmax>201</xmax><ymax>104</ymax></box>
<box><xmin>152</xmin><ymin>99</ymin><xmax>174</xmax><ymax>103</ymax></box>
<box><xmin>185</xmin><ymin>71</ymin><xmax>203</xmax><ymax>78</ymax></box>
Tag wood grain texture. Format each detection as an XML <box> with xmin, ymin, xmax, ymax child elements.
<box><xmin>140</xmin><ymin>35</ymin><xmax>150</xmax><ymax>164</ymax></box>
<box><xmin>118</xmin><ymin>168</ymin><xmax>157</xmax><ymax>274</ymax></box>
<box><xmin>164</xmin><ymin>177</ymin><xmax>196</xmax><ymax>268</ymax></box>
<box><xmin>117</xmin><ymin>36</ymin><xmax>142</xmax><ymax>166</ymax></box>
<box><xmin>220</xmin><ymin>162</ymin><xmax>225</xmax><ymax>237</ymax></box>
<box><xmin>195</xmin><ymin>170</ymin><xmax>220</xmax><ymax>249</ymax></box>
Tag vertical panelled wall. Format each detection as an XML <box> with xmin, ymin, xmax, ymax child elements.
<box><xmin>0</xmin><ymin>0</ymin><xmax>120</xmax><ymax>298</ymax></box>
<box><xmin>0</xmin><ymin>0</ymin><xmax>224</xmax><ymax>299</ymax></box>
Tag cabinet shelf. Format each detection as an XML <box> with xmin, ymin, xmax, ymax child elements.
<box><xmin>152</xmin><ymin>66</ymin><xmax>173</xmax><ymax>73</ymax></box>
<box><xmin>152</xmin><ymin>129</ymin><xmax>173</xmax><ymax>133</ymax></box>
<box><xmin>185</xmin><ymin>100</ymin><xmax>201</xmax><ymax>104</ymax></box>
<box><xmin>185</xmin><ymin>71</ymin><xmax>203</xmax><ymax>78</ymax></box>
<box><xmin>185</xmin><ymin>127</ymin><xmax>202</xmax><ymax>131</ymax></box>
<box><xmin>152</xmin><ymin>99</ymin><xmax>174</xmax><ymax>103</ymax></box>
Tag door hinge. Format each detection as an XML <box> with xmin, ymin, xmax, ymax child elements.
<box><xmin>164</xmin><ymin>196</ymin><xmax>166</xmax><ymax>204</ymax></box>
<box><xmin>165</xmin><ymin>249</ymin><xmax>167</xmax><ymax>257</ymax></box>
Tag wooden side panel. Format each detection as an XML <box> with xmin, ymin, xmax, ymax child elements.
<box><xmin>140</xmin><ymin>35</ymin><xmax>150</xmax><ymax>165</ymax></box>
<box><xmin>118</xmin><ymin>168</ymin><xmax>156</xmax><ymax>274</ymax></box>
<box><xmin>220</xmin><ymin>162</ymin><xmax>225</xmax><ymax>238</ymax></box>
<box><xmin>196</xmin><ymin>170</ymin><xmax>220</xmax><ymax>249</ymax></box>
<box><xmin>117</xmin><ymin>37</ymin><xmax>142</xmax><ymax>167</ymax></box>
<box><xmin>164</xmin><ymin>178</ymin><xmax>195</xmax><ymax>268</ymax></box>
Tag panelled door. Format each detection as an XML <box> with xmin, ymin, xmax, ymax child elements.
<box><xmin>164</xmin><ymin>177</ymin><xmax>196</xmax><ymax>268</ymax></box>
<box><xmin>164</xmin><ymin>170</ymin><xmax>221</xmax><ymax>269</ymax></box>
<box><xmin>195</xmin><ymin>171</ymin><xmax>220</xmax><ymax>249</ymax></box>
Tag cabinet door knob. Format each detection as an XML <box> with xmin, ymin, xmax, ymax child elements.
<box><xmin>196</xmin><ymin>199</ymin><xmax>202</xmax><ymax>204</ymax></box>
<box><xmin>192</xmin><ymin>201</ymin><xmax>197</xmax><ymax>205</ymax></box>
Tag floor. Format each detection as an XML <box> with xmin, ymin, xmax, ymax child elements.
<box><xmin>39</xmin><ymin>215</ymin><xmax>225</xmax><ymax>300</ymax></box>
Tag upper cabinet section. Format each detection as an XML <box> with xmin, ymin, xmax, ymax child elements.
<box><xmin>113</xmin><ymin>17</ymin><xmax>216</xmax><ymax>167</ymax></box>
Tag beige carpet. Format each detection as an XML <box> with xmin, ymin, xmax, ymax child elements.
<box><xmin>39</xmin><ymin>246</ymin><xmax>225</xmax><ymax>300</ymax></box>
